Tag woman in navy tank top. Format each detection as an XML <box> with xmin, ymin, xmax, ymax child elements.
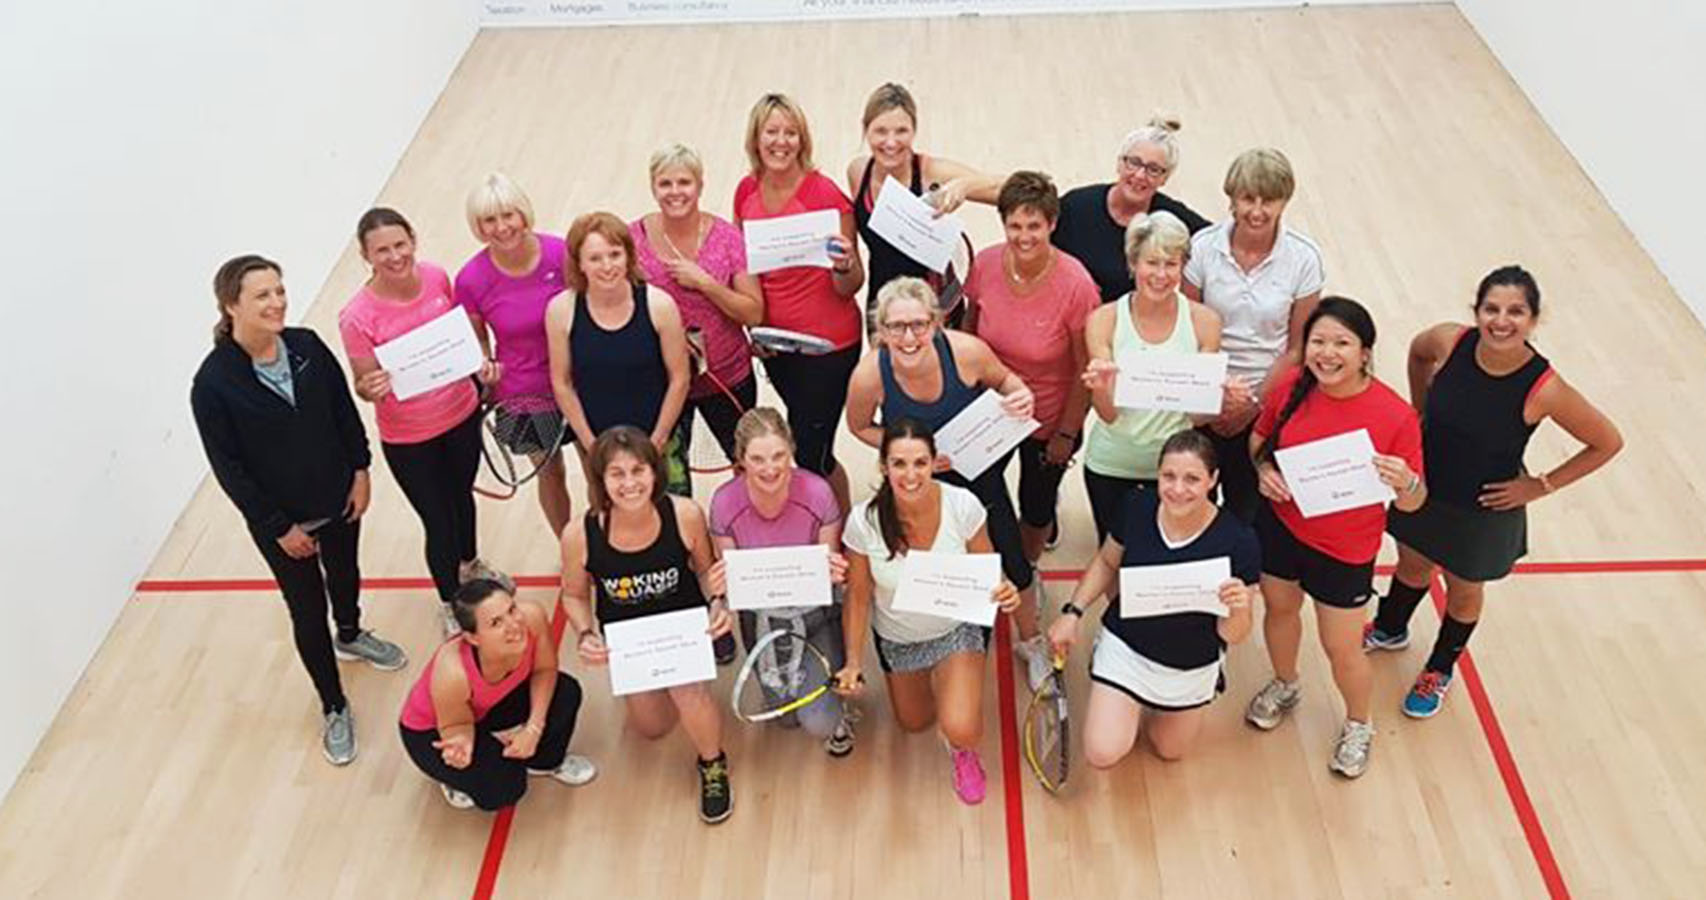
<box><xmin>1368</xmin><ymin>266</ymin><xmax>1622</xmax><ymax>718</ymax></box>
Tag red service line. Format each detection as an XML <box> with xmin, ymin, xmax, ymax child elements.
<box><xmin>992</xmin><ymin>617</ymin><xmax>1031</xmax><ymax>900</ymax></box>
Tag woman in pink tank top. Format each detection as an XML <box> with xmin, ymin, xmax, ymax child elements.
<box><xmin>398</xmin><ymin>580</ymin><xmax>596</xmax><ymax>810</ymax></box>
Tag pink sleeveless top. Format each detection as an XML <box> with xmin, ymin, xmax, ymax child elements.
<box><xmin>398</xmin><ymin>632</ymin><xmax>536</xmax><ymax>731</ymax></box>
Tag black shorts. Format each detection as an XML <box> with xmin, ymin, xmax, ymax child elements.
<box><xmin>1256</xmin><ymin>504</ymin><xmax>1375</xmax><ymax>609</ymax></box>
<box><xmin>761</xmin><ymin>344</ymin><xmax>860</xmax><ymax>477</ymax></box>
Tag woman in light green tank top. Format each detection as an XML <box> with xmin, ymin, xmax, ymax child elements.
<box><xmin>1081</xmin><ymin>212</ymin><xmax>1225</xmax><ymax>542</ymax></box>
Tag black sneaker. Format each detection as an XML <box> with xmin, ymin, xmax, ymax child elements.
<box><xmin>713</xmin><ymin>632</ymin><xmax>738</xmax><ymax>666</ymax></box>
<box><xmin>697</xmin><ymin>753</ymin><xmax>733</xmax><ymax>824</ymax></box>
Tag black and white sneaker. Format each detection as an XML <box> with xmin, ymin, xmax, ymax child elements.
<box><xmin>697</xmin><ymin>753</ymin><xmax>733</xmax><ymax>824</ymax></box>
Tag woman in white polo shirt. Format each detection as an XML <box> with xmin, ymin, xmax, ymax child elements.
<box><xmin>1182</xmin><ymin>148</ymin><xmax>1324</xmax><ymax>523</ymax></box>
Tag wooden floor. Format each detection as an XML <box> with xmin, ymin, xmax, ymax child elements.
<box><xmin>5</xmin><ymin>5</ymin><xmax>1706</xmax><ymax>898</ymax></box>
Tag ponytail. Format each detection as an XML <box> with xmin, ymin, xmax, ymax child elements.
<box><xmin>1255</xmin><ymin>367</ymin><xmax>1319</xmax><ymax>463</ymax></box>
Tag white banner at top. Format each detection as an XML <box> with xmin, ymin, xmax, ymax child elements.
<box><xmin>480</xmin><ymin>0</ymin><xmax>1187</xmax><ymax>26</ymax></box>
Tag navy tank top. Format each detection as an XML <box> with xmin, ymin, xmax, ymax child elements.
<box><xmin>1423</xmin><ymin>329</ymin><xmax>1551</xmax><ymax>508</ymax></box>
<box><xmin>878</xmin><ymin>330</ymin><xmax>983</xmax><ymax>433</ymax></box>
<box><xmin>570</xmin><ymin>283</ymin><xmax>667</xmax><ymax>437</ymax></box>
<box><xmin>854</xmin><ymin>156</ymin><xmax>932</xmax><ymax>309</ymax></box>
<box><xmin>586</xmin><ymin>497</ymin><xmax>707</xmax><ymax>626</ymax></box>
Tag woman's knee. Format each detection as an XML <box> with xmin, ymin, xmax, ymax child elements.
<box><xmin>1084</xmin><ymin>734</ymin><xmax>1133</xmax><ymax>770</ymax></box>
<box><xmin>471</xmin><ymin>769</ymin><xmax>527</xmax><ymax>811</ymax></box>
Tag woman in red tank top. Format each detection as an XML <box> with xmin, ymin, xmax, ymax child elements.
<box><xmin>398</xmin><ymin>580</ymin><xmax>595</xmax><ymax>811</ymax></box>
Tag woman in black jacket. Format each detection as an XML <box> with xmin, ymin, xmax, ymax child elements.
<box><xmin>190</xmin><ymin>254</ymin><xmax>407</xmax><ymax>767</ymax></box>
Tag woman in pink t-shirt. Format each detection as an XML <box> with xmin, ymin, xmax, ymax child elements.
<box><xmin>964</xmin><ymin>171</ymin><xmax>1099</xmax><ymax>567</ymax></box>
<box><xmin>456</xmin><ymin>173</ymin><xmax>573</xmax><ymax>535</ymax></box>
<box><xmin>631</xmin><ymin>143</ymin><xmax>764</xmax><ymax>467</ymax></box>
<box><xmin>339</xmin><ymin>207</ymin><xmax>504</xmax><ymax>637</ymax></box>
<box><xmin>732</xmin><ymin>92</ymin><xmax>863</xmax><ymax>516</ymax></box>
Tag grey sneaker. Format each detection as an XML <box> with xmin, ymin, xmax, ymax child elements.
<box><xmin>1245</xmin><ymin>678</ymin><xmax>1302</xmax><ymax>731</ymax></box>
<box><xmin>824</xmin><ymin>716</ymin><xmax>856</xmax><ymax>758</ymax></box>
<box><xmin>439</xmin><ymin>604</ymin><xmax>463</xmax><ymax>639</ymax></box>
<box><xmin>1329</xmin><ymin>719</ymin><xmax>1376</xmax><ymax>778</ymax></box>
<box><xmin>333</xmin><ymin>630</ymin><xmax>408</xmax><ymax>671</ymax></box>
<box><xmin>531</xmin><ymin>753</ymin><xmax>598</xmax><ymax>787</ymax></box>
<box><xmin>322</xmin><ymin>708</ymin><xmax>357</xmax><ymax>766</ymax></box>
<box><xmin>1015</xmin><ymin>635</ymin><xmax>1055</xmax><ymax>695</ymax></box>
<box><xmin>1362</xmin><ymin>622</ymin><xmax>1410</xmax><ymax>652</ymax></box>
<box><xmin>461</xmin><ymin>558</ymin><xmax>516</xmax><ymax>593</ymax></box>
<box><xmin>440</xmin><ymin>783</ymin><xmax>475</xmax><ymax>809</ymax></box>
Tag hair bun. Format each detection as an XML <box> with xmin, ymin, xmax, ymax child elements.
<box><xmin>1149</xmin><ymin>112</ymin><xmax>1182</xmax><ymax>133</ymax></box>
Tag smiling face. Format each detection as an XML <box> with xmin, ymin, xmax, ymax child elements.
<box><xmin>361</xmin><ymin>224</ymin><xmax>416</xmax><ymax>283</ymax></box>
<box><xmin>1115</xmin><ymin>141</ymin><xmax>1171</xmax><ymax>209</ymax></box>
<box><xmin>739</xmin><ymin>432</ymin><xmax>794</xmax><ymax>497</ymax></box>
<box><xmin>881</xmin><ymin>435</ymin><xmax>936</xmax><ymax>503</ymax></box>
<box><xmin>467</xmin><ymin>592</ymin><xmax>527</xmax><ymax>653</ymax></box>
<box><xmin>1475</xmin><ymin>284</ymin><xmax>1537</xmax><ymax>351</ymax></box>
<box><xmin>1003</xmin><ymin>205</ymin><xmax>1055</xmax><ymax>266</ymax></box>
<box><xmin>1132</xmin><ymin>247</ymin><xmax>1184</xmax><ymax>301</ymax></box>
<box><xmin>1231</xmin><ymin>191</ymin><xmax>1287</xmax><ymax>239</ymax></box>
<box><xmin>226</xmin><ymin>267</ymin><xmax>288</xmax><ymax>337</ymax></box>
<box><xmin>578</xmin><ymin>232</ymin><xmax>630</xmax><ymax>293</ymax></box>
<box><xmin>758</xmin><ymin>109</ymin><xmax>803</xmax><ymax>175</ymax></box>
<box><xmin>601</xmin><ymin>449</ymin><xmax>655</xmax><ymax>512</ymax></box>
<box><xmin>652</xmin><ymin>164</ymin><xmax>703</xmax><ymax>220</ymax></box>
<box><xmin>1304</xmin><ymin>315</ymin><xmax>1370</xmax><ymax>390</ymax></box>
<box><xmin>864</xmin><ymin>107</ymin><xmax>916</xmax><ymax>170</ymax></box>
<box><xmin>878</xmin><ymin>295</ymin><xmax>938</xmax><ymax>365</ymax></box>
<box><xmin>1157</xmin><ymin>450</ymin><xmax>1218</xmax><ymax>517</ymax></box>
<box><xmin>475</xmin><ymin>207</ymin><xmax>529</xmax><ymax>253</ymax></box>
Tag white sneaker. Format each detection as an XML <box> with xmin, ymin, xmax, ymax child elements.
<box><xmin>440</xmin><ymin>783</ymin><xmax>475</xmax><ymax>810</ymax></box>
<box><xmin>1329</xmin><ymin>719</ymin><xmax>1375</xmax><ymax>778</ymax></box>
<box><xmin>439</xmin><ymin>604</ymin><xmax>462</xmax><ymax>638</ymax></box>
<box><xmin>1014</xmin><ymin>635</ymin><xmax>1055</xmax><ymax>694</ymax></box>
<box><xmin>531</xmin><ymin>753</ymin><xmax>598</xmax><ymax>787</ymax></box>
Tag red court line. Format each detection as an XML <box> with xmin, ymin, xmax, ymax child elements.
<box><xmin>991</xmin><ymin>615</ymin><xmax>1030</xmax><ymax>900</ymax></box>
<box><xmin>469</xmin><ymin>597</ymin><xmax>570</xmax><ymax>900</ymax></box>
<box><xmin>1427</xmin><ymin>581</ymin><xmax>1571</xmax><ymax>900</ymax></box>
<box><xmin>131</xmin><ymin>558</ymin><xmax>1706</xmax><ymax>594</ymax></box>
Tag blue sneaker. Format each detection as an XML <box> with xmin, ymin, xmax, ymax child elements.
<box><xmin>1402</xmin><ymin>670</ymin><xmax>1452</xmax><ymax>718</ymax></box>
<box><xmin>1363</xmin><ymin>622</ymin><xmax>1410</xmax><ymax>652</ymax></box>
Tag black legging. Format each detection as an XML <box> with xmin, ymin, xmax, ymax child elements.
<box><xmin>399</xmin><ymin>671</ymin><xmax>584</xmax><ymax>811</ymax></box>
<box><xmin>681</xmin><ymin>374</ymin><xmax>758</xmax><ymax>473</ymax></box>
<box><xmin>762</xmin><ymin>345</ymin><xmax>860</xmax><ymax>477</ymax></box>
<box><xmin>1083</xmin><ymin>468</ymin><xmax>1156</xmax><ymax>545</ymax></box>
<box><xmin>1199</xmin><ymin>423</ymin><xmax>1260</xmax><ymax>525</ymax></box>
<box><xmin>940</xmin><ymin>450</ymin><xmax>1034</xmax><ymax>591</ymax></box>
<box><xmin>383</xmin><ymin>409</ymin><xmax>482</xmax><ymax>604</ymax></box>
<box><xmin>254</xmin><ymin>516</ymin><xmax>362</xmax><ymax>714</ymax></box>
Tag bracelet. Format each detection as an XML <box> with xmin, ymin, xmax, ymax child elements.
<box><xmin>1405</xmin><ymin>474</ymin><xmax>1422</xmax><ymax>495</ymax></box>
<box><xmin>1537</xmin><ymin>471</ymin><xmax>1555</xmax><ymax>494</ymax></box>
<box><xmin>1060</xmin><ymin>601</ymin><xmax>1085</xmax><ymax>618</ymax></box>
<box><xmin>575</xmin><ymin>629</ymin><xmax>597</xmax><ymax>645</ymax></box>
<box><xmin>1056</xmin><ymin>432</ymin><xmax>1080</xmax><ymax>442</ymax></box>
<box><xmin>522</xmin><ymin>721</ymin><xmax>543</xmax><ymax>735</ymax></box>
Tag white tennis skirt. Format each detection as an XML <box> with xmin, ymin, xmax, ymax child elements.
<box><xmin>1090</xmin><ymin>630</ymin><xmax>1222</xmax><ymax>712</ymax></box>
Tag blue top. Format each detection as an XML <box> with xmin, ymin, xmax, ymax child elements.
<box><xmin>570</xmin><ymin>282</ymin><xmax>667</xmax><ymax>437</ymax></box>
<box><xmin>251</xmin><ymin>336</ymin><xmax>295</xmax><ymax>405</ymax></box>
<box><xmin>877</xmin><ymin>330</ymin><xmax>983</xmax><ymax>433</ymax></box>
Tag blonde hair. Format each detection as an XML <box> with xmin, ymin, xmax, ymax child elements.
<box><xmin>648</xmin><ymin>142</ymin><xmax>705</xmax><ymax>185</ymax></box>
<box><xmin>464</xmin><ymin>172</ymin><xmax>536</xmax><ymax>239</ymax></box>
<box><xmin>732</xmin><ymin>407</ymin><xmax>794</xmax><ymax>463</ymax></box>
<box><xmin>861</xmin><ymin>82</ymin><xmax>917</xmax><ymax>131</ymax></box>
<box><xmin>1124</xmin><ymin>211</ymin><xmax>1191</xmax><ymax>269</ymax></box>
<box><xmin>874</xmin><ymin>277</ymin><xmax>941</xmax><ymax>328</ymax></box>
<box><xmin>564</xmin><ymin>212</ymin><xmax>642</xmax><ymax>292</ymax></box>
<box><xmin>1223</xmin><ymin>147</ymin><xmax>1295</xmax><ymax>201</ymax></box>
<box><xmin>1117</xmin><ymin>114</ymin><xmax>1183</xmax><ymax>172</ymax></box>
<box><xmin>744</xmin><ymin>93</ymin><xmax>816</xmax><ymax>174</ymax></box>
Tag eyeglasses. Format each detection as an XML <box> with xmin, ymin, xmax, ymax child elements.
<box><xmin>1119</xmin><ymin>156</ymin><xmax>1169</xmax><ymax>179</ymax></box>
<box><xmin>881</xmin><ymin>319</ymin><xmax>934</xmax><ymax>337</ymax></box>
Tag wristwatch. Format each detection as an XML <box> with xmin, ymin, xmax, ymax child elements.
<box><xmin>1060</xmin><ymin>601</ymin><xmax>1085</xmax><ymax>618</ymax></box>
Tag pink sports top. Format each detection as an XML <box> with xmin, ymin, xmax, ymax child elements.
<box><xmin>398</xmin><ymin>631</ymin><xmax>536</xmax><ymax>731</ymax></box>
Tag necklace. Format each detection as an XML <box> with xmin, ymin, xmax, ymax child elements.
<box><xmin>1005</xmin><ymin>246</ymin><xmax>1054</xmax><ymax>290</ymax></box>
<box><xmin>657</xmin><ymin>212</ymin><xmax>708</xmax><ymax>262</ymax></box>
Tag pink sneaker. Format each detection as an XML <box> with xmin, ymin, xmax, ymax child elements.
<box><xmin>950</xmin><ymin>748</ymin><xmax>986</xmax><ymax>805</ymax></box>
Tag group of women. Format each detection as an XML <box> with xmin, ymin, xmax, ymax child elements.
<box><xmin>189</xmin><ymin>82</ymin><xmax>1623</xmax><ymax>821</ymax></box>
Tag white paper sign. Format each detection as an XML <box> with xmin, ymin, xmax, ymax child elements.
<box><xmin>891</xmin><ymin>551</ymin><xmax>1001</xmax><ymax>627</ymax></box>
<box><xmin>1272</xmin><ymin>429</ymin><xmax>1395</xmax><ymax>518</ymax></box>
<box><xmin>866</xmin><ymin>176</ymin><xmax>963</xmax><ymax>274</ymax></box>
<box><xmin>371</xmin><ymin>307</ymin><xmax>484</xmax><ymax>401</ymax></box>
<box><xmin>1119</xmin><ymin>557</ymin><xmax>1232</xmax><ymax>619</ymax></box>
<box><xmin>934</xmin><ymin>390</ymin><xmax>1040</xmax><ymax>480</ymax></box>
<box><xmin>743</xmin><ymin>209</ymin><xmax>839</xmax><ymax>274</ymax></box>
<box><xmin>1113</xmin><ymin>351</ymin><xmax>1228</xmax><ymax>415</ymax></box>
<box><xmin>723</xmin><ymin>545</ymin><xmax>832</xmax><ymax>611</ymax></box>
<box><xmin>602</xmin><ymin>607</ymin><xmax>717</xmax><ymax>696</ymax></box>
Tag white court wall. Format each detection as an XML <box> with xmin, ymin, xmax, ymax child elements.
<box><xmin>0</xmin><ymin>2</ymin><xmax>477</xmax><ymax>797</ymax></box>
<box><xmin>1457</xmin><ymin>0</ymin><xmax>1706</xmax><ymax>321</ymax></box>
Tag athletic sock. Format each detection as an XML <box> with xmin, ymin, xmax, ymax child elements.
<box><xmin>1426</xmin><ymin>615</ymin><xmax>1479</xmax><ymax>675</ymax></box>
<box><xmin>1374</xmin><ymin>579</ymin><xmax>1429</xmax><ymax>635</ymax></box>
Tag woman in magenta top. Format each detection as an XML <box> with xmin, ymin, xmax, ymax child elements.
<box><xmin>733</xmin><ymin>92</ymin><xmax>863</xmax><ymax>515</ymax></box>
<box><xmin>632</xmin><ymin>142</ymin><xmax>764</xmax><ymax>466</ymax></box>
<box><xmin>399</xmin><ymin>579</ymin><xmax>595</xmax><ymax>811</ymax></box>
<box><xmin>964</xmin><ymin>171</ymin><xmax>1099</xmax><ymax>565</ymax></box>
<box><xmin>1242</xmin><ymin>296</ymin><xmax>1426</xmax><ymax>780</ymax></box>
<box><xmin>338</xmin><ymin>207</ymin><xmax>503</xmax><ymax>636</ymax></box>
<box><xmin>456</xmin><ymin>173</ymin><xmax>573</xmax><ymax>535</ymax></box>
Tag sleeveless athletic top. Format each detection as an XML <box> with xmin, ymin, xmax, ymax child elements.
<box><xmin>398</xmin><ymin>630</ymin><xmax>538</xmax><ymax>731</ymax></box>
<box><xmin>855</xmin><ymin>156</ymin><xmax>932</xmax><ymax>308</ymax></box>
<box><xmin>1423</xmin><ymin>329</ymin><xmax>1551</xmax><ymax>508</ymax></box>
<box><xmin>878</xmin><ymin>330</ymin><xmax>983</xmax><ymax>433</ymax></box>
<box><xmin>570</xmin><ymin>283</ymin><xmax>667</xmax><ymax>437</ymax></box>
<box><xmin>586</xmin><ymin>497</ymin><xmax>707</xmax><ymax>626</ymax></box>
<box><xmin>1085</xmin><ymin>293</ymin><xmax>1198</xmax><ymax>480</ymax></box>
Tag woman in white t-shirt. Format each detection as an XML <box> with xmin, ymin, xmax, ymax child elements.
<box><xmin>1183</xmin><ymin>148</ymin><xmax>1324</xmax><ymax>522</ymax></box>
<box><xmin>838</xmin><ymin>418</ymin><xmax>1020</xmax><ymax>806</ymax></box>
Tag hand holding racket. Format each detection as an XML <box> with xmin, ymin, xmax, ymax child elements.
<box><xmin>1045</xmin><ymin>612</ymin><xmax>1081</xmax><ymax>662</ymax></box>
<box><xmin>833</xmin><ymin>665</ymin><xmax>866</xmax><ymax>697</ymax></box>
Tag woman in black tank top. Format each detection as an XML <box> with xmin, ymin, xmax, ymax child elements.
<box><xmin>558</xmin><ymin>426</ymin><xmax>738</xmax><ymax>824</ymax></box>
<box><xmin>1368</xmin><ymin>267</ymin><xmax>1622</xmax><ymax>720</ymax></box>
<box><xmin>844</xmin><ymin>83</ymin><xmax>1002</xmax><ymax>324</ymax></box>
